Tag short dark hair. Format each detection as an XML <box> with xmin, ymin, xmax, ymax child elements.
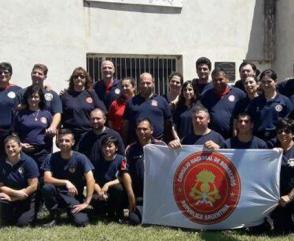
<box><xmin>276</xmin><ymin>118</ymin><xmax>294</xmax><ymax>134</ymax></box>
<box><xmin>0</xmin><ymin>62</ymin><xmax>12</xmax><ymax>74</ymax></box>
<box><xmin>136</xmin><ymin>117</ymin><xmax>153</xmax><ymax>130</ymax></box>
<box><xmin>211</xmin><ymin>68</ymin><xmax>227</xmax><ymax>78</ymax></box>
<box><xmin>259</xmin><ymin>69</ymin><xmax>278</xmax><ymax>82</ymax></box>
<box><xmin>196</xmin><ymin>57</ymin><xmax>212</xmax><ymax>70</ymax></box>
<box><xmin>168</xmin><ymin>72</ymin><xmax>184</xmax><ymax>85</ymax></box>
<box><xmin>32</xmin><ymin>64</ymin><xmax>48</xmax><ymax>76</ymax></box>
<box><xmin>58</xmin><ymin>128</ymin><xmax>74</xmax><ymax>138</ymax></box>
<box><xmin>237</xmin><ymin>112</ymin><xmax>252</xmax><ymax>122</ymax></box>
<box><xmin>191</xmin><ymin>104</ymin><xmax>210</xmax><ymax>117</ymax></box>
<box><xmin>101</xmin><ymin>135</ymin><xmax>119</xmax><ymax>148</ymax></box>
<box><xmin>239</xmin><ymin>61</ymin><xmax>259</xmax><ymax>76</ymax></box>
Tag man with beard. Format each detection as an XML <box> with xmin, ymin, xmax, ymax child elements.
<box><xmin>123</xmin><ymin>72</ymin><xmax>179</xmax><ymax>144</ymax></box>
<box><xmin>78</xmin><ymin>108</ymin><xmax>124</xmax><ymax>161</ymax></box>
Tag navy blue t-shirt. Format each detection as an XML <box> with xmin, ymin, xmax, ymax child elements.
<box><xmin>78</xmin><ymin>128</ymin><xmax>125</xmax><ymax>162</ymax></box>
<box><xmin>94</xmin><ymin>154</ymin><xmax>125</xmax><ymax>186</ymax></box>
<box><xmin>61</xmin><ymin>90</ymin><xmax>106</xmax><ymax>134</ymax></box>
<box><xmin>181</xmin><ymin>130</ymin><xmax>225</xmax><ymax>146</ymax></box>
<box><xmin>14</xmin><ymin>109</ymin><xmax>52</xmax><ymax>147</ymax></box>
<box><xmin>0</xmin><ymin>85</ymin><xmax>22</xmax><ymax>132</ymax></box>
<box><xmin>223</xmin><ymin>136</ymin><xmax>268</xmax><ymax>149</ymax></box>
<box><xmin>0</xmin><ymin>152</ymin><xmax>39</xmax><ymax>190</ymax></box>
<box><xmin>94</xmin><ymin>79</ymin><xmax>121</xmax><ymax>109</ymax></box>
<box><xmin>277</xmin><ymin>79</ymin><xmax>294</xmax><ymax>98</ymax></box>
<box><xmin>173</xmin><ymin>105</ymin><xmax>194</xmax><ymax>139</ymax></box>
<box><xmin>201</xmin><ymin>87</ymin><xmax>246</xmax><ymax>138</ymax></box>
<box><xmin>42</xmin><ymin>151</ymin><xmax>94</xmax><ymax>195</ymax></box>
<box><xmin>247</xmin><ymin>94</ymin><xmax>293</xmax><ymax>139</ymax></box>
<box><xmin>18</xmin><ymin>87</ymin><xmax>62</xmax><ymax>115</ymax></box>
<box><xmin>192</xmin><ymin>79</ymin><xmax>213</xmax><ymax>96</ymax></box>
<box><xmin>280</xmin><ymin>145</ymin><xmax>294</xmax><ymax>195</ymax></box>
<box><xmin>124</xmin><ymin>94</ymin><xmax>172</xmax><ymax>140</ymax></box>
<box><xmin>121</xmin><ymin>139</ymin><xmax>165</xmax><ymax>198</ymax></box>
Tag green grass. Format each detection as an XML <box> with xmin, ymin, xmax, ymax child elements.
<box><xmin>0</xmin><ymin>219</ymin><xmax>293</xmax><ymax>241</ymax></box>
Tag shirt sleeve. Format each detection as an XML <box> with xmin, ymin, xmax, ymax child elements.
<box><xmin>24</xmin><ymin>155</ymin><xmax>40</xmax><ymax>179</ymax></box>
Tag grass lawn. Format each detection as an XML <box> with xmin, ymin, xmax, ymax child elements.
<box><xmin>0</xmin><ymin>218</ymin><xmax>293</xmax><ymax>241</ymax></box>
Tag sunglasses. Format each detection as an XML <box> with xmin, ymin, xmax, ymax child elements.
<box><xmin>277</xmin><ymin>129</ymin><xmax>292</xmax><ymax>134</ymax></box>
<box><xmin>0</xmin><ymin>70</ymin><xmax>11</xmax><ymax>75</ymax></box>
<box><xmin>73</xmin><ymin>74</ymin><xmax>86</xmax><ymax>79</ymax></box>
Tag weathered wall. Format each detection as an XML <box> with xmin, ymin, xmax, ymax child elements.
<box><xmin>0</xmin><ymin>0</ymin><xmax>265</xmax><ymax>90</ymax></box>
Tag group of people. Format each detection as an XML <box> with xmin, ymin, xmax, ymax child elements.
<box><xmin>0</xmin><ymin>57</ymin><xmax>293</xmax><ymax>232</ymax></box>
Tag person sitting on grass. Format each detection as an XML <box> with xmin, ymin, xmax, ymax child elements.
<box><xmin>0</xmin><ymin>134</ymin><xmax>39</xmax><ymax>227</ymax></box>
<box><xmin>41</xmin><ymin>128</ymin><xmax>95</xmax><ymax>227</ymax></box>
<box><xmin>91</xmin><ymin>136</ymin><xmax>128</xmax><ymax>220</ymax></box>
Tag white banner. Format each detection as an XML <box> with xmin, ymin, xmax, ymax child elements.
<box><xmin>143</xmin><ymin>145</ymin><xmax>282</xmax><ymax>230</ymax></box>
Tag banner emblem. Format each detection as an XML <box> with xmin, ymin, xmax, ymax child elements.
<box><xmin>173</xmin><ymin>151</ymin><xmax>241</xmax><ymax>224</ymax></box>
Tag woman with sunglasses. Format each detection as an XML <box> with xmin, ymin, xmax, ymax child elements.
<box><xmin>0</xmin><ymin>135</ymin><xmax>39</xmax><ymax>227</ymax></box>
<box><xmin>271</xmin><ymin>118</ymin><xmax>294</xmax><ymax>232</ymax></box>
<box><xmin>60</xmin><ymin>67</ymin><xmax>106</xmax><ymax>147</ymax></box>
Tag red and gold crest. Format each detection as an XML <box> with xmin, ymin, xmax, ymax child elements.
<box><xmin>173</xmin><ymin>151</ymin><xmax>241</xmax><ymax>224</ymax></box>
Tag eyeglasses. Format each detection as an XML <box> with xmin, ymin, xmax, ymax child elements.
<box><xmin>73</xmin><ymin>74</ymin><xmax>86</xmax><ymax>80</ymax></box>
<box><xmin>277</xmin><ymin>129</ymin><xmax>292</xmax><ymax>135</ymax></box>
<box><xmin>0</xmin><ymin>70</ymin><xmax>10</xmax><ymax>75</ymax></box>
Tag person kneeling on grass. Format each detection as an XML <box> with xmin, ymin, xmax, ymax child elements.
<box><xmin>91</xmin><ymin>136</ymin><xmax>128</xmax><ymax>220</ymax></box>
<box><xmin>41</xmin><ymin>129</ymin><xmax>95</xmax><ymax>227</ymax></box>
<box><xmin>0</xmin><ymin>134</ymin><xmax>39</xmax><ymax>227</ymax></box>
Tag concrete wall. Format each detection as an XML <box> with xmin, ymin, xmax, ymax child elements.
<box><xmin>0</xmin><ymin>0</ymin><xmax>265</xmax><ymax>91</ymax></box>
<box><xmin>274</xmin><ymin>0</ymin><xmax>294</xmax><ymax>80</ymax></box>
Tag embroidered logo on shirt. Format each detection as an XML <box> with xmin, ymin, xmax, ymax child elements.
<box><xmin>44</xmin><ymin>93</ymin><xmax>53</xmax><ymax>102</ymax></box>
<box><xmin>228</xmin><ymin>95</ymin><xmax>235</xmax><ymax>102</ymax></box>
<box><xmin>40</xmin><ymin>117</ymin><xmax>47</xmax><ymax>124</ymax></box>
<box><xmin>151</xmin><ymin>100</ymin><xmax>158</xmax><ymax>106</ymax></box>
<box><xmin>288</xmin><ymin>158</ymin><xmax>294</xmax><ymax>167</ymax></box>
<box><xmin>86</xmin><ymin>97</ymin><xmax>93</xmax><ymax>104</ymax></box>
<box><xmin>68</xmin><ymin>166</ymin><xmax>76</xmax><ymax>173</ymax></box>
<box><xmin>7</xmin><ymin>91</ymin><xmax>16</xmax><ymax>99</ymax></box>
<box><xmin>18</xmin><ymin>167</ymin><xmax>24</xmax><ymax>175</ymax></box>
<box><xmin>115</xmin><ymin>88</ymin><xmax>121</xmax><ymax>95</ymax></box>
<box><xmin>275</xmin><ymin>104</ymin><xmax>283</xmax><ymax>112</ymax></box>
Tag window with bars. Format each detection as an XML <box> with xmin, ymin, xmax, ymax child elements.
<box><xmin>86</xmin><ymin>54</ymin><xmax>182</xmax><ymax>95</ymax></box>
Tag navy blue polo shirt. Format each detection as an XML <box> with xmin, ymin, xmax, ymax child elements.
<box><xmin>94</xmin><ymin>79</ymin><xmax>121</xmax><ymax>109</ymax></box>
<box><xmin>201</xmin><ymin>87</ymin><xmax>246</xmax><ymax>138</ymax></box>
<box><xmin>247</xmin><ymin>94</ymin><xmax>293</xmax><ymax>139</ymax></box>
<box><xmin>61</xmin><ymin>90</ymin><xmax>106</xmax><ymax>134</ymax></box>
<box><xmin>181</xmin><ymin>130</ymin><xmax>225</xmax><ymax>146</ymax></box>
<box><xmin>192</xmin><ymin>79</ymin><xmax>213</xmax><ymax>96</ymax></box>
<box><xmin>124</xmin><ymin>94</ymin><xmax>172</xmax><ymax>140</ymax></box>
<box><xmin>223</xmin><ymin>136</ymin><xmax>267</xmax><ymax>149</ymax></box>
<box><xmin>42</xmin><ymin>151</ymin><xmax>94</xmax><ymax>195</ymax></box>
<box><xmin>280</xmin><ymin>145</ymin><xmax>294</xmax><ymax>195</ymax></box>
<box><xmin>94</xmin><ymin>154</ymin><xmax>125</xmax><ymax>186</ymax></box>
<box><xmin>0</xmin><ymin>85</ymin><xmax>22</xmax><ymax>133</ymax></box>
<box><xmin>78</xmin><ymin>128</ymin><xmax>125</xmax><ymax>162</ymax></box>
<box><xmin>14</xmin><ymin>109</ymin><xmax>52</xmax><ymax>147</ymax></box>
<box><xmin>277</xmin><ymin>79</ymin><xmax>294</xmax><ymax>97</ymax></box>
<box><xmin>121</xmin><ymin>139</ymin><xmax>165</xmax><ymax>198</ymax></box>
<box><xmin>173</xmin><ymin>103</ymin><xmax>201</xmax><ymax>139</ymax></box>
<box><xmin>18</xmin><ymin>87</ymin><xmax>62</xmax><ymax>115</ymax></box>
<box><xmin>0</xmin><ymin>152</ymin><xmax>39</xmax><ymax>190</ymax></box>
<box><xmin>234</xmin><ymin>79</ymin><xmax>246</xmax><ymax>92</ymax></box>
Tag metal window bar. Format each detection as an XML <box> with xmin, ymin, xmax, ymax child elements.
<box><xmin>86</xmin><ymin>54</ymin><xmax>182</xmax><ymax>95</ymax></box>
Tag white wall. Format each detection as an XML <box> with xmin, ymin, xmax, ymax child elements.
<box><xmin>0</xmin><ymin>0</ymin><xmax>265</xmax><ymax>91</ymax></box>
<box><xmin>274</xmin><ymin>0</ymin><xmax>294</xmax><ymax>80</ymax></box>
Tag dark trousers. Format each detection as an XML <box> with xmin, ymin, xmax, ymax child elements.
<box><xmin>0</xmin><ymin>195</ymin><xmax>36</xmax><ymax>227</ymax></box>
<box><xmin>271</xmin><ymin>203</ymin><xmax>294</xmax><ymax>233</ymax></box>
<box><xmin>92</xmin><ymin>184</ymin><xmax>128</xmax><ymax>218</ymax></box>
<box><xmin>42</xmin><ymin>184</ymin><xmax>89</xmax><ymax>227</ymax></box>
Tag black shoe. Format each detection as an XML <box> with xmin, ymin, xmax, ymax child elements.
<box><xmin>43</xmin><ymin>210</ymin><xmax>61</xmax><ymax>228</ymax></box>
